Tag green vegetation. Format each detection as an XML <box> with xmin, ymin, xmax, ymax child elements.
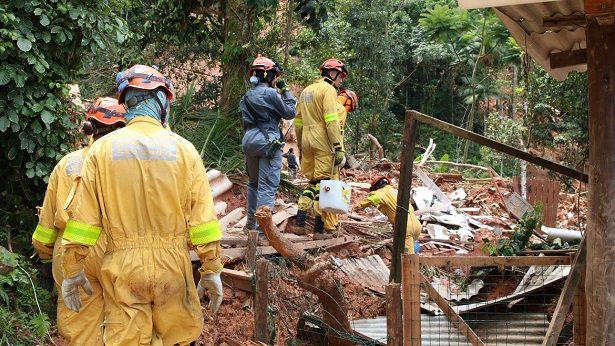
<box><xmin>0</xmin><ymin>247</ymin><xmax>54</xmax><ymax>344</ymax></box>
<box><xmin>482</xmin><ymin>204</ymin><xmax>543</xmax><ymax>256</ymax></box>
<box><xmin>0</xmin><ymin>0</ymin><xmax>589</xmax><ymax>342</ymax></box>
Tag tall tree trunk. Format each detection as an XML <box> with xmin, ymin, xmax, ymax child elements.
<box><xmin>462</xmin><ymin>16</ymin><xmax>487</xmax><ymax>162</ymax></box>
<box><xmin>512</xmin><ymin>65</ymin><xmax>518</xmax><ymax>117</ymax></box>
<box><xmin>220</xmin><ymin>0</ymin><xmax>252</xmax><ymax>113</ymax></box>
<box><xmin>283</xmin><ymin>0</ymin><xmax>293</xmax><ymax>72</ymax></box>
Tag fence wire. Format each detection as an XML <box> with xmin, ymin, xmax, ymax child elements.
<box><xmin>412</xmin><ymin>261</ymin><xmax>575</xmax><ymax>346</ymax></box>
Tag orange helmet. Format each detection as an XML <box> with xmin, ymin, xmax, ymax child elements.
<box><xmin>320</xmin><ymin>59</ymin><xmax>348</xmax><ymax>78</ymax></box>
<box><xmin>82</xmin><ymin>97</ymin><xmax>126</xmax><ymax>136</ymax></box>
<box><xmin>370</xmin><ymin>176</ymin><xmax>391</xmax><ymax>191</ymax></box>
<box><xmin>86</xmin><ymin>97</ymin><xmax>126</xmax><ymax>126</ymax></box>
<box><xmin>248</xmin><ymin>56</ymin><xmax>281</xmax><ymax>77</ymax></box>
<box><xmin>115</xmin><ymin>64</ymin><xmax>175</xmax><ymax>104</ymax></box>
<box><xmin>339</xmin><ymin>89</ymin><xmax>358</xmax><ymax>112</ymax></box>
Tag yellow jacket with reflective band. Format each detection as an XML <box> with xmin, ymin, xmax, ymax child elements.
<box><xmin>62</xmin><ymin>116</ymin><xmax>222</xmax><ymax>278</ymax></box>
<box><xmin>357</xmin><ymin>185</ymin><xmax>421</xmax><ymax>251</ymax></box>
<box><xmin>32</xmin><ymin>147</ymin><xmax>88</xmax><ymax>259</ymax></box>
<box><xmin>336</xmin><ymin>102</ymin><xmax>348</xmax><ymax>150</ymax></box>
<box><xmin>295</xmin><ymin>78</ymin><xmax>342</xmax><ymax>152</ymax></box>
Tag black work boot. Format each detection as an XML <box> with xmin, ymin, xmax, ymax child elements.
<box><xmin>312</xmin><ymin>217</ymin><xmax>333</xmax><ymax>240</ymax></box>
<box><xmin>288</xmin><ymin>210</ymin><xmax>307</xmax><ymax>235</ymax></box>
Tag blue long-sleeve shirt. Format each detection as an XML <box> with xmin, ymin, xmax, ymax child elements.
<box><xmin>240</xmin><ymin>83</ymin><xmax>296</xmax><ymax>140</ymax></box>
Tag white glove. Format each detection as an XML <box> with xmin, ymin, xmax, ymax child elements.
<box><xmin>61</xmin><ymin>271</ymin><xmax>93</xmax><ymax>312</ymax></box>
<box><xmin>197</xmin><ymin>272</ymin><xmax>223</xmax><ymax>314</ymax></box>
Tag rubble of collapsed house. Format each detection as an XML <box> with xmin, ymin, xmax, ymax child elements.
<box><xmin>199</xmin><ymin>156</ymin><xmax>586</xmax><ymax>345</ymax></box>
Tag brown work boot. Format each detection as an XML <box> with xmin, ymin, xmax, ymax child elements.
<box><xmin>312</xmin><ymin>217</ymin><xmax>333</xmax><ymax>239</ymax></box>
<box><xmin>312</xmin><ymin>232</ymin><xmax>334</xmax><ymax>240</ymax></box>
<box><xmin>287</xmin><ymin>224</ymin><xmax>306</xmax><ymax>235</ymax></box>
<box><xmin>288</xmin><ymin>210</ymin><xmax>307</xmax><ymax>235</ymax></box>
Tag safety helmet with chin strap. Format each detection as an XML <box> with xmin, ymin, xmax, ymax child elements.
<box><xmin>320</xmin><ymin>59</ymin><xmax>348</xmax><ymax>82</ymax></box>
<box><xmin>338</xmin><ymin>88</ymin><xmax>358</xmax><ymax>112</ymax></box>
<box><xmin>82</xmin><ymin>97</ymin><xmax>126</xmax><ymax>136</ymax></box>
<box><xmin>370</xmin><ymin>176</ymin><xmax>391</xmax><ymax>191</ymax></box>
<box><xmin>115</xmin><ymin>65</ymin><xmax>175</xmax><ymax>122</ymax></box>
<box><xmin>248</xmin><ymin>56</ymin><xmax>281</xmax><ymax>85</ymax></box>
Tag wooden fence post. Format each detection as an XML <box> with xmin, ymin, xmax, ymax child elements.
<box><xmin>247</xmin><ymin>231</ymin><xmax>259</xmax><ymax>272</ymax></box>
<box><xmin>386</xmin><ymin>283</ymin><xmax>403</xmax><ymax>346</ymax></box>
<box><xmin>402</xmin><ymin>254</ymin><xmax>421</xmax><ymax>346</ymax></box>
<box><xmin>254</xmin><ymin>259</ymin><xmax>269</xmax><ymax>343</ymax></box>
<box><xmin>573</xmin><ymin>253</ymin><xmax>586</xmax><ymax>345</ymax></box>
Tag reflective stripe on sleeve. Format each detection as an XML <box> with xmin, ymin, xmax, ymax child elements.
<box><xmin>189</xmin><ymin>219</ymin><xmax>222</xmax><ymax>245</ymax></box>
<box><xmin>32</xmin><ymin>224</ymin><xmax>58</xmax><ymax>245</ymax></box>
<box><xmin>63</xmin><ymin>220</ymin><xmax>102</xmax><ymax>246</ymax></box>
<box><xmin>367</xmin><ymin>194</ymin><xmax>381</xmax><ymax>206</ymax></box>
<box><xmin>294</xmin><ymin>118</ymin><xmax>303</xmax><ymax>126</ymax></box>
<box><xmin>324</xmin><ymin>113</ymin><xmax>339</xmax><ymax>123</ymax></box>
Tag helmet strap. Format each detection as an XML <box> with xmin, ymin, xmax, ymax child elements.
<box><xmin>323</xmin><ymin>70</ymin><xmax>341</xmax><ymax>88</ymax></box>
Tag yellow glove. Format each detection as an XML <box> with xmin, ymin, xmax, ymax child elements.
<box><xmin>355</xmin><ymin>199</ymin><xmax>372</xmax><ymax>210</ymax></box>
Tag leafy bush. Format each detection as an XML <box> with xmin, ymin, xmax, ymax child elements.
<box><xmin>0</xmin><ymin>0</ymin><xmax>127</xmax><ymax>252</ymax></box>
<box><xmin>482</xmin><ymin>204</ymin><xmax>542</xmax><ymax>256</ymax></box>
<box><xmin>0</xmin><ymin>247</ymin><xmax>54</xmax><ymax>345</ymax></box>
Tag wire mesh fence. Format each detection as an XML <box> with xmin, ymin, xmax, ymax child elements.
<box><xmin>400</xmin><ymin>255</ymin><xmax>578</xmax><ymax>346</ymax></box>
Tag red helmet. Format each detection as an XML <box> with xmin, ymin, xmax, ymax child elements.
<box><xmin>339</xmin><ymin>89</ymin><xmax>358</xmax><ymax>112</ymax></box>
<box><xmin>370</xmin><ymin>176</ymin><xmax>391</xmax><ymax>191</ymax></box>
<box><xmin>116</xmin><ymin>64</ymin><xmax>175</xmax><ymax>104</ymax></box>
<box><xmin>86</xmin><ymin>97</ymin><xmax>126</xmax><ymax>126</ymax></box>
<box><xmin>248</xmin><ymin>56</ymin><xmax>281</xmax><ymax>77</ymax></box>
<box><xmin>320</xmin><ymin>59</ymin><xmax>348</xmax><ymax>78</ymax></box>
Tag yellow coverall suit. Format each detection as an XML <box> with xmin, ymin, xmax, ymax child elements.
<box><xmin>295</xmin><ymin>79</ymin><xmax>344</xmax><ymax>232</ymax></box>
<box><xmin>61</xmin><ymin>116</ymin><xmax>222</xmax><ymax>345</ymax></box>
<box><xmin>357</xmin><ymin>185</ymin><xmax>421</xmax><ymax>253</ymax></box>
<box><xmin>32</xmin><ymin>147</ymin><xmax>107</xmax><ymax>345</ymax></box>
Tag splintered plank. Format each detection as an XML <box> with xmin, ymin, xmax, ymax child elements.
<box><xmin>190</xmin><ymin>235</ymin><xmax>360</xmax><ymax>261</ymax></box>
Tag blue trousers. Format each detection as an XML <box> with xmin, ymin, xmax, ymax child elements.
<box><xmin>242</xmin><ymin>130</ymin><xmax>282</xmax><ymax>230</ymax></box>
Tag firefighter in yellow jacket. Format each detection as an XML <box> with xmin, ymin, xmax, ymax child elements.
<box><xmin>355</xmin><ymin>177</ymin><xmax>422</xmax><ymax>253</ymax></box>
<box><xmin>31</xmin><ymin>97</ymin><xmax>126</xmax><ymax>345</ymax></box>
<box><xmin>336</xmin><ymin>88</ymin><xmax>358</xmax><ymax>140</ymax></box>
<box><xmin>292</xmin><ymin>59</ymin><xmax>347</xmax><ymax>239</ymax></box>
<box><xmin>305</xmin><ymin>88</ymin><xmax>359</xmax><ymax>237</ymax></box>
<box><xmin>60</xmin><ymin>65</ymin><xmax>223</xmax><ymax>345</ymax></box>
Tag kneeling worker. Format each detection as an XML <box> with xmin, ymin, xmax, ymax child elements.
<box><xmin>355</xmin><ymin>177</ymin><xmax>421</xmax><ymax>253</ymax></box>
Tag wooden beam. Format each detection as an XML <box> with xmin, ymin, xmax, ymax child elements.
<box><xmin>386</xmin><ymin>284</ymin><xmax>403</xmax><ymax>346</ymax></box>
<box><xmin>401</xmin><ymin>255</ymin><xmax>421</xmax><ymax>346</ymax></box>
<box><xmin>205</xmin><ymin>235</ymin><xmax>360</xmax><ymax>261</ymax></box>
<box><xmin>420</xmin><ymin>256</ymin><xmax>571</xmax><ymax>267</ymax></box>
<box><xmin>409</xmin><ymin>110</ymin><xmax>588</xmax><ymax>183</ymax></box>
<box><xmin>420</xmin><ymin>273</ymin><xmax>486</xmax><ymax>346</ymax></box>
<box><xmin>550</xmin><ymin>49</ymin><xmax>588</xmax><ymax>69</ymax></box>
<box><xmin>221</xmin><ymin>268</ymin><xmax>253</xmax><ymax>293</ymax></box>
<box><xmin>573</xmin><ymin>253</ymin><xmax>587</xmax><ymax>346</ymax></box>
<box><xmin>584</xmin><ymin>0</ymin><xmax>614</xmax><ymax>14</ymax></box>
<box><xmin>584</xmin><ymin>14</ymin><xmax>615</xmax><ymax>344</ymax></box>
<box><xmin>254</xmin><ymin>260</ymin><xmax>269</xmax><ymax>343</ymax></box>
<box><xmin>391</xmin><ymin>112</ymin><xmax>418</xmax><ymax>283</ymax></box>
<box><xmin>458</xmin><ymin>0</ymin><xmax>559</xmax><ymax>10</ymax></box>
<box><xmin>247</xmin><ymin>231</ymin><xmax>258</xmax><ymax>272</ymax></box>
<box><xmin>543</xmin><ymin>15</ymin><xmax>587</xmax><ymax>28</ymax></box>
<box><xmin>542</xmin><ymin>236</ymin><xmax>587</xmax><ymax>346</ymax></box>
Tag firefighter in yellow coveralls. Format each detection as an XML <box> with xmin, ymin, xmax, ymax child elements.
<box><xmin>60</xmin><ymin>65</ymin><xmax>223</xmax><ymax>345</ymax></box>
<box><xmin>31</xmin><ymin>97</ymin><xmax>126</xmax><ymax>345</ymax></box>
<box><xmin>291</xmin><ymin>59</ymin><xmax>348</xmax><ymax>239</ymax></box>
<box><xmin>355</xmin><ymin>177</ymin><xmax>422</xmax><ymax>253</ymax></box>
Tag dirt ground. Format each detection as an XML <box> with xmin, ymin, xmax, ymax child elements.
<box><xmin>46</xmin><ymin>163</ymin><xmax>587</xmax><ymax>345</ymax></box>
